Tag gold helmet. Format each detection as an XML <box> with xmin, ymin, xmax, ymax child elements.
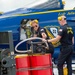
<box><xmin>30</xmin><ymin>19</ymin><xmax>38</xmax><ymax>26</ymax></box>
<box><xmin>58</xmin><ymin>16</ymin><xmax>66</xmax><ymax>21</ymax></box>
<box><xmin>58</xmin><ymin>16</ymin><xmax>62</xmax><ymax>21</ymax></box>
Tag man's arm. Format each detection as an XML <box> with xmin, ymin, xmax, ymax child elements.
<box><xmin>47</xmin><ymin>35</ymin><xmax>61</xmax><ymax>42</ymax></box>
<box><xmin>41</xmin><ymin>32</ymin><xmax>47</xmax><ymax>39</ymax></box>
<box><xmin>40</xmin><ymin>28</ymin><xmax>48</xmax><ymax>39</ymax></box>
<box><xmin>72</xmin><ymin>36</ymin><xmax>74</xmax><ymax>45</ymax></box>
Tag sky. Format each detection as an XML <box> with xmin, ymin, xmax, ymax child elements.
<box><xmin>0</xmin><ymin>0</ymin><xmax>75</xmax><ymax>12</ymax></box>
<box><xmin>64</xmin><ymin>0</ymin><xmax>75</xmax><ymax>9</ymax></box>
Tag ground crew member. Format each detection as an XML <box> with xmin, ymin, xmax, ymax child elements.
<box><xmin>21</xmin><ymin>19</ymin><xmax>31</xmax><ymax>38</ymax></box>
<box><xmin>30</xmin><ymin>19</ymin><xmax>54</xmax><ymax>55</ymax></box>
<box><xmin>42</xmin><ymin>15</ymin><xmax>74</xmax><ymax>75</ymax></box>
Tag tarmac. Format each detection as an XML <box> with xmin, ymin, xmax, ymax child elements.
<box><xmin>53</xmin><ymin>64</ymin><xmax>75</xmax><ymax>75</ymax></box>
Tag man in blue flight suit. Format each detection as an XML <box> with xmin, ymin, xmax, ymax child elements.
<box><xmin>42</xmin><ymin>15</ymin><xmax>74</xmax><ymax>75</ymax></box>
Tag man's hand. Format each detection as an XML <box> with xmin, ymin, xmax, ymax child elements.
<box><xmin>34</xmin><ymin>34</ymin><xmax>37</xmax><ymax>37</ymax></box>
<box><xmin>42</xmin><ymin>38</ymin><xmax>47</xmax><ymax>42</ymax></box>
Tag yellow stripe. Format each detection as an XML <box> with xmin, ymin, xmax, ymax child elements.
<box><xmin>15</xmin><ymin>54</ymin><xmax>28</xmax><ymax>58</ymax></box>
<box><xmin>2</xmin><ymin>9</ymin><xmax>75</xmax><ymax>18</ymax></box>
<box><xmin>45</xmin><ymin>28</ymin><xmax>54</xmax><ymax>38</ymax></box>
<box><xmin>14</xmin><ymin>9</ymin><xmax>75</xmax><ymax>17</ymax></box>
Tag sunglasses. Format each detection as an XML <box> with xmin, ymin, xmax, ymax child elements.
<box><xmin>33</xmin><ymin>25</ymin><xmax>38</xmax><ymax>28</ymax></box>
